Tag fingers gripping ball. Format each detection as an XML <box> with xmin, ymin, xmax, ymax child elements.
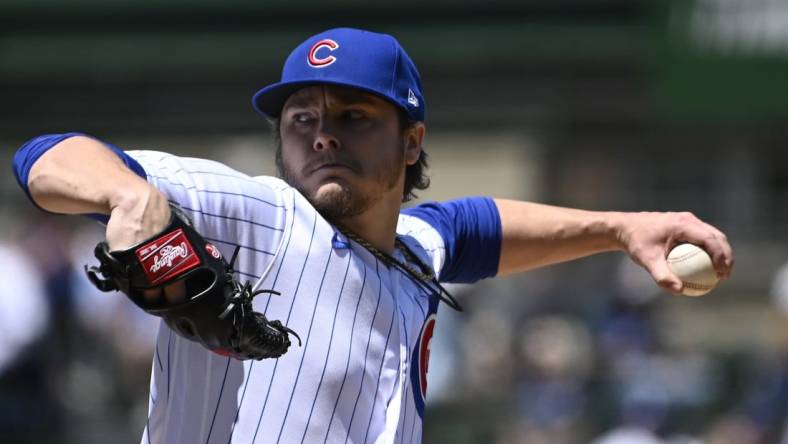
<box><xmin>667</xmin><ymin>243</ymin><xmax>720</xmax><ymax>296</ymax></box>
<box><xmin>84</xmin><ymin>204</ymin><xmax>300</xmax><ymax>360</ymax></box>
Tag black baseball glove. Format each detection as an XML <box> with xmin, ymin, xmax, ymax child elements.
<box><xmin>85</xmin><ymin>204</ymin><xmax>300</xmax><ymax>360</ymax></box>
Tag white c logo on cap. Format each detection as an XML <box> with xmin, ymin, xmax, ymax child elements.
<box><xmin>308</xmin><ymin>39</ymin><xmax>339</xmax><ymax>68</ymax></box>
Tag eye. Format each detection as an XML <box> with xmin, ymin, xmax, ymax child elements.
<box><xmin>344</xmin><ymin>110</ymin><xmax>367</xmax><ymax>121</ymax></box>
<box><xmin>292</xmin><ymin>113</ymin><xmax>315</xmax><ymax>124</ymax></box>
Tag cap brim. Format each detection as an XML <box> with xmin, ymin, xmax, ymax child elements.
<box><xmin>252</xmin><ymin>79</ymin><xmax>405</xmax><ymax>120</ymax></box>
<box><xmin>252</xmin><ymin>81</ymin><xmax>313</xmax><ymax>119</ymax></box>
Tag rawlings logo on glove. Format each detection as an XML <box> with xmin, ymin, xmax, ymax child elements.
<box><xmin>137</xmin><ymin>229</ymin><xmax>198</xmax><ymax>283</ymax></box>
<box><xmin>85</xmin><ymin>204</ymin><xmax>301</xmax><ymax>360</ymax></box>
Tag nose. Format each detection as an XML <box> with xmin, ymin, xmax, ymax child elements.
<box><xmin>313</xmin><ymin>120</ymin><xmax>340</xmax><ymax>152</ymax></box>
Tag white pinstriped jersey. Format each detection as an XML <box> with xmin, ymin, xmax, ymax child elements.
<box><xmin>129</xmin><ymin>150</ymin><xmax>448</xmax><ymax>444</ymax></box>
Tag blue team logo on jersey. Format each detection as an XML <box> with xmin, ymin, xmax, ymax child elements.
<box><xmin>410</xmin><ymin>294</ymin><xmax>439</xmax><ymax>418</ymax></box>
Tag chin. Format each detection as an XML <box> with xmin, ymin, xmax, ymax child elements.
<box><xmin>313</xmin><ymin>181</ymin><xmax>346</xmax><ymax>199</ymax></box>
<box><xmin>309</xmin><ymin>181</ymin><xmax>370</xmax><ymax>221</ymax></box>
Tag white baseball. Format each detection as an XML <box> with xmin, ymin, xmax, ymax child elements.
<box><xmin>666</xmin><ymin>243</ymin><xmax>720</xmax><ymax>296</ymax></box>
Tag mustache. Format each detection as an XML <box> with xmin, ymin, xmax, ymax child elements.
<box><xmin>303</xmin><ymin>156</ymin><xmax>361</xmax><ymax>174</ymax></box>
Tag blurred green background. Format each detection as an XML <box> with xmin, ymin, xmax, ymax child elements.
<box><xmin>1</xmin><ymin>1</ymin><xmax>787</xmax><ymax>443</ymax></box>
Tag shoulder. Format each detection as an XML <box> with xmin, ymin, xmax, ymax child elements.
<box><xmin>252</xmin><ymin>175</ymin><xmax>293</xmax><ymax>191</ymax></box>
<box><xmin>397</xmin><ymin>212</ymin><xmax>447</xmax><ymax>277</ymax></box>
<box><xmin>398</xmin><ymin>197</ymin><xmax>502</xmax><ymax>283</ymax></box>
<box><xmin>127</xmin><ymin>150</ymin><xmax>250</xmax><ymax>178</ymax></box>
<box><xmin>127</xmin><ymin>150</ymin><xmax>294</xmax><ymax>235</ymax></box>
<box><xmin>397</xmin><ymin>212</ymin><xmax>444</xmax><ymax>242</ymax></box>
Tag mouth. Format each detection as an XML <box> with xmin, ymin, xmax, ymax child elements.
<box><xmin>309</xmin><ymin>162</ymin><xmax>356</xmax><ymax>175</ymax></box>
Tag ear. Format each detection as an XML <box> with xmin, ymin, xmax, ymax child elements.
<box><xmin>403</xmin><ymin>122</ymin><xmax>425</xmax><ymax>166</ymax></box>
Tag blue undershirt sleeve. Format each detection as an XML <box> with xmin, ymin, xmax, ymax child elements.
<box><xmin>402</xmin><ymin>196</ymin><xmax>502</xmax><ymax>283</ymax></box>
<box><xmin>11</xmin><ymin>132</ymin><xmax>147</xmax><ymax>221</ymax></box>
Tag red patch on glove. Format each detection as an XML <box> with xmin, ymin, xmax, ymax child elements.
<box><xmin>135</xmin><ymin>229</ymin><xmax>201</xmax><ymax>285</ymax></box>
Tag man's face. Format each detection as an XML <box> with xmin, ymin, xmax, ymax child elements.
<box><xmin>278</xmin><ymin>85</ymin><xmax>422</xmax><ymax>221</ymax></box>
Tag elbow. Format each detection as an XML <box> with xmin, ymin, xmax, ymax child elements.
<box><xmin>26</xmin><ymin>163</ymin><xmax>65</xmax><ymax>211</ymax></box>
<box><xmin>13</xmin><ymin>133</ymin><xmax>137</xmax><ymax>215</ymax></box>
<box><xmin>12</xmin><ymin>132</ymin><xmax>86</xmax><ymax>191</ymax></box>
<box><xmin>27</xmin><ymin>164</ymin><xmax>50</xmax><ymax>197</ymax></box>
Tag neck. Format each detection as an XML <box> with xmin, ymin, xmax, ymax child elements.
<box><xmin>336</xmin><ymin>195</ymin><xmax>401</xmax><ymax>254</ymax></box>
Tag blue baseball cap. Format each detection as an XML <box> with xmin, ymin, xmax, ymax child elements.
<box><xmin>252</xmin><ymin>27</ymin><xmax>425</xmax><ymax>122</ymax></box>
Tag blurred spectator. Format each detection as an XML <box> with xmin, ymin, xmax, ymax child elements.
<box><xmin>0</xmin><ymin>214</ymin><xmax>157</xmax><ymax>443</ymax></box>
<box><xmin>0</xmin><ymin>242</ymin><xmax>54</xmax><ymax>443</ymax></box>
<box><xmin>704</xmin><ymin>414</ymin><xmax>761</xmax><ymax>444</ymax></box>
<box><xmin>591</xmin><ymin>426</ymin><xmax>666</xmax><ymax>444</ymax></box>
<box><xmin>462</xmin><ymin>307</ymin><xmax>517</xmax><ymax>396</ymax></box>
<box><xmin>67</xmin><ymin>223</ymin><xmax>158</xmax><ymax>431</ymax></box>
<box><xmin>69</xmin><ymin>223</ymin><xmax>159</xmax><ymax>361</ymax></box>
<box><xmin>771</xmin><ymin>263</ymin><xmax>788</xmax><ymax>316</ymax></box>
<box><xmin>54</xmin><ymin>221</ymin><xmax>159</xmax><ymax>442</ymax></box>
<box><xmin>0</xmin><ymin>244</ymin><xmax>50</xmax><ymax>374</ymax></box>
<box><xmin>509</xmin><ymin>315</ymin><xmax>594</xmax><ymax>444</ymax></box>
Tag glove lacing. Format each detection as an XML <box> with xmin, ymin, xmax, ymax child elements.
<box><xmin>218</xmin><ymin>247</ymin><xmax>302</xmax><ymax>352</ymax></box>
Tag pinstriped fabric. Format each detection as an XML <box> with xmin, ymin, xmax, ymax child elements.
<box><xmin>206</xmin><ymin>358</ymin><xmax>232</xmax><ymax>443</ymax></box>
<box><xmin>299</xmin><ymin>250</ymin><xmax>353</xmax><ymax>443</ymax></box>
<box><xmin>129</xmin><ymin>151</ymin><xmax>446</xmax><ymax>444</ymax></box>
<box><xmin>343</xmin><ymin>260</ymin><xmax>387</xmax><ymax>442</ymax></box>
<box><xmin>274</xmin><ymin>244</ymin><xmax>338</xmax><ymax>442</ymax></box>
<box><xmin>251</xmin><ymin>210</ymin><xmax>320</xmax><ymax>442</ymax></box>
<box><xmin>362</xmin><ymin>305</ymin><xmax>397</xmax><ymax>443</ymax></box>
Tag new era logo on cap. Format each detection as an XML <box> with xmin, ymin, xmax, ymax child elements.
<box><xmin>252</xmin><ymin>27</ymin><xmax>427</xmax><ymax>122</ymax></box>
<box><xmin>408</xmin><ymin>89</ymin><xmax>419</xmax><ymax>107</ymax></box>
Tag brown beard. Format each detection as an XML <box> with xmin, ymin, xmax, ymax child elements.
<box><xmin>277</xmin><ymin>141</ymin><xmax>405</xmax><ymax>223</ymax></box>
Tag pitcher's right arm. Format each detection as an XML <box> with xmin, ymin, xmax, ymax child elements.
<box><xmin>16</xmin><ymin>133</ymin><xmax>171</xmax><ymax>250</ymax></box>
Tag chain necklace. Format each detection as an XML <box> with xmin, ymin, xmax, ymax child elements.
<box><xmin>336</xmin><ymin>225</ymin><xmax>463</xmax><ymax>312</ymax></box>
